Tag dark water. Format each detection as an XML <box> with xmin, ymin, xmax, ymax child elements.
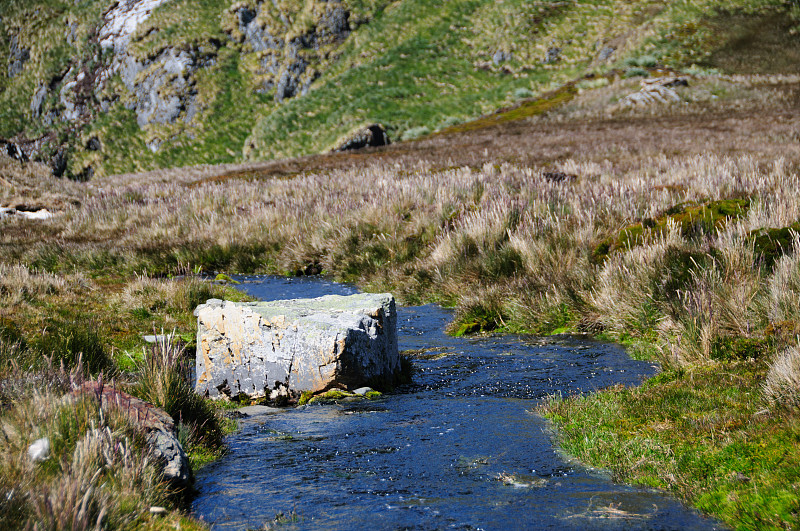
<box><xmin>192</xmin><ymin>277</ymin><xmax>723</xmax><ymax>530</ymax></box>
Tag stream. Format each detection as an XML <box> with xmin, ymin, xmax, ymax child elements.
<box><xmin>191</xmin><ymin>276</ymin><xmax>723</xmax><ymax>530</ymax></box>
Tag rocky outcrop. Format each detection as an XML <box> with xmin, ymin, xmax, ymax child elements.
<box><xmin>7</xmin><ymin>34</ymin><xmax>30</xmax><ymax>78</ymax></box>
<box><xmin>1</xmin><ymin>0</ymin><xmax>360</xmax><ymax>177</ymax></box>
<box><xmin>70</xmin><ymin>382</ymin><xmax>191</xmax><ymax>488</ymax></box>
<box><xmin>619</xmin><ymin>76</ymin><xmax>689</xmax><ymax>107</ymax></box>
<box><xmin>194</xmin><ymin>293</ymin><xmax>400</xmax><ymax>400</ymax></box>
<box><xmin>230</xmin><ymin>1</ymin><xmax>352</xmax><ymax>101</ymax></box>
<box><xmin>332</xmin><ymin>124</ymin><xmax>390</xmax><ymax>152</ymax></box>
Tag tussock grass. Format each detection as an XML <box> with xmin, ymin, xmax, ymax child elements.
<box><xmin>131</xmin><ymin>333</ymin><xmax>223</xmax><ymax>450</ymax></box>
<box><xmin>764</xmin><ymin>345</ymin><xmax>800</xmax><ymax>410</ymax></box>
<box><xmin>1</xmin><ymin>74</ymin><xmax>799</xmax><ymax>528</ymax></box>
<box><xmin>0</xmin><ymin>384</ymin><xmax>174</xmax><ymax>529</ymax></box>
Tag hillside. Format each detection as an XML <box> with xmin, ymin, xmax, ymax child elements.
<box><xmin>1</xmin><ymin>0</ymin><xmax>797</xmax><ymax>179</ymax></box>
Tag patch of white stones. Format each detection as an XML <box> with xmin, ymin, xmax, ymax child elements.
<box><xmin>619</xmin><ymin>76</ymin><xmax>689</xmax><ymax>107</ymax></box>
<box><xmin>99</xmin><ymin>0</ymin><xmax>172</xmax><ymax>53</ymax></box>
<box><xmin>0</xmin><ymin>207</ymin><xmax>54</xmax><ymax>220</ymax></box>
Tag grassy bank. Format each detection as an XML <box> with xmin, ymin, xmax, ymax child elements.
<box><xmin>541</xmin><ymin>362</ymin><xmax>800</xmax><ymax>528</ymax></box>
<box><xmin>2</xmin><ymin>72</ymin><xmax>800</xmax><ymax>527</ymax></box>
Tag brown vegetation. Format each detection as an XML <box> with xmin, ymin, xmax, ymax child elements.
<box><xmin>2</xmin><ymin>72</ymin><xmax>800</xmax><ymax>528</ymax></box>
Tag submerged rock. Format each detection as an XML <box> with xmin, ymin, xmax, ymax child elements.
<box><xmin>194</xmin><ymin>293</ymin><xmax>400</xmax><ymax>400</ymax></box>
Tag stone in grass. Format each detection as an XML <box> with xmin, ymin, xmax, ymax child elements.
<box><xmin>28</xmin><ymin>437</ymin><xmax>50</xmax><ymax>463</ymax></box>
<box><xmin>66</xmin><ymin>382</ymin><xmax>190</xmax><ymax>488</ymax></box>
<box><xmin>194</xmin><ymin>293</ymin><xmax>400</xmax><ymax>400</ymax></box>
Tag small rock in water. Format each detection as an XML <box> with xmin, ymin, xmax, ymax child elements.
<box><xmin>28</xmin><ymin>437</ymin><xmax>50</xmax><ymax>463</ymax></box>
<box><xmin>353</xmin><ymin>387</ymin><xmax>374</xmax><ymax>396</ymax></box>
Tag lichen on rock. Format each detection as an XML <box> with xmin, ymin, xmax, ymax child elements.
<box><xmin>194</xmin><ymin>293</ymin><xmax>401</xmax><ymax>401</ymax></box>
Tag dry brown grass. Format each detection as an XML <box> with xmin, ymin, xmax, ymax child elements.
<box><xmin>1</xmin><ymin>71</ymin><xmax>799</xmax><ymax>530</ymax></box>
<box><xmin>763</xmin><ymin>344</ymin><xmax>800</xmax><ymax>409</ymax></box>
<box><xmin>0</xmin><ymin>263</ymin><xmax>69</xmax><ymax>306</ymax></box>
<box><xmin>0</xmin><ymin>388</ymin><xmax>171</xmax><ymax>530</ymax></box>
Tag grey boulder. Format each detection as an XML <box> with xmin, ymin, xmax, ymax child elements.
<box><xmin>194</xmin><ymin>293</ymin><xmax>400</xmax><ymax>400</ymax></box>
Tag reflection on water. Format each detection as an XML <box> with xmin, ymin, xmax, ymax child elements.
<box><xmin>193</xmin><ymin>277</ymin><xmax>723</xmax><ymax>530</ymax></box>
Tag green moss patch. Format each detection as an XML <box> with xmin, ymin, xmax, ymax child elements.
<box><xmin>749</xmin><ymin>222</ymin><xmax>800</xmax><ymax>270</ymax></box>
<box><xmin>593</xmin><ymin>199</ymin><xmax>750</xmax><ymax>263</ymax></box>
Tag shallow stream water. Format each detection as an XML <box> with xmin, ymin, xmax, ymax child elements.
<box><xmin>192</xmin><ymin>276</ymin><xmax>723</xmax><ymax>530</ymax></box>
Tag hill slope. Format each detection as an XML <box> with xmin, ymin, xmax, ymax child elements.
<box><xmin>0</xmin><ymin>0</ymin><xmax>797</xmax><ymax>178</ymax></box>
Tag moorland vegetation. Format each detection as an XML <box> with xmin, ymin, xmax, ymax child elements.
<box><xmin>2</xmin><ymin>0</ymin><xmax>800</xmax><ymax>529</ymax></box>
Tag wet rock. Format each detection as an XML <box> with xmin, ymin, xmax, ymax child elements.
<box><xmin>70</xmin><ymin>382</ymin><xmax>191</xmax><ymax>488</ymax></box>
<box><xmin>332</xmin><ymin>124</ymin><xmax>390</xmax><ymax>152</ymax></box>
<box><xmin>353</xmin><ymin>386</ymin><xmax>373</xmax><ymax>396</ymax></box>
<box><xmin>194</xmin><ymin>293</ymin><xmax>400</xmax><ymax>400</ymax></box>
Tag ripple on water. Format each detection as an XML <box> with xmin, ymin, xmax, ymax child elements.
<box><xmin>193</xmin><ymin>277</ymin><xmax>721</xmax><ymax>530</ymax></box>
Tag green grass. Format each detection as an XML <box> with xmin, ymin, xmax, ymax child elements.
<box><xmin>3</xmin><ymin>0</ymin><xmax>794</xmax><ymax>176</ymax></box>
<box><xmin>541</xmin><ymin>363</ymin><xmax>800</xmax><ymax>529</ymax></box>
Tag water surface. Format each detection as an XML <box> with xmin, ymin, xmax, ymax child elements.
<box><xmin>193</xmin><ymin>277</ymin><xmax>723</xmax><ymax>530</ymax></box>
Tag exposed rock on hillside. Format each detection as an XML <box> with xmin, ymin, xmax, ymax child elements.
<box><xmin>228</xmin><ymin>1</ymin><xmax>352</xmax><ymax>100</ymax></box>
<box><xmin>332</xmin><ymin>123</ymin><xmax>390</xmax><ymax>151</ymax></box>
<box><xmin>618</xmin><ymin>76</ymin><xmax>689</xmax><ymax>108</ymax></box>
<box><xmin>1</xmin><ymin>1</ymin><xmax>797</xmax><ymax>178</ymax></box>
<box><xmin>7</xmin><ymin>34</ymin><xmax>29</xmax><ymax>78</ymax></box>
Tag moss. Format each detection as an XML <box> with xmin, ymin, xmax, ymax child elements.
<box><xmin>593</xmin><ymin>199</ymin><xmax>750</xmax><ymax>263</ymax></box>
<box><xmin>438</xmin><ymin>84</ymin><xmax>579</xmax><ymax>136</ymax></box>
<box><xmin>541</xmin><ymin>361</ymin><xmax>800</xmax><ymax>529</ymax></box>
<box><xmin>749</xmin><ymin>222</ymin><xmax>800</xmax><ymax>270</ymax></box>
<box><xmin>450</xmin><ymin>306</ymin><xmax>505</xmax><ymax>337</ymax></box>
<box><xmin>323</xmin><ymin>389</ymin><xmax>350</xmax><ymax>400</ymax></box>
<box><xmin>297</xmin><ymin>390</ymin><xmax>314</xmax><ymax>406</ymax></box>
<box><xmin>764</xmin><ymin>320</ymin><xmax>800</xmax><ymax>349</ymax></box>
<box><xmin>710</xmin><ymin>336</ymin><xmax>771</xmax><ymax>362</ymax></box>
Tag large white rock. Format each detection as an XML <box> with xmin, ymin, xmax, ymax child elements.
<box><xmin>194</xmin><ymin>293</ymin><xmax>400</xmax><ymax>400</ymax></box>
